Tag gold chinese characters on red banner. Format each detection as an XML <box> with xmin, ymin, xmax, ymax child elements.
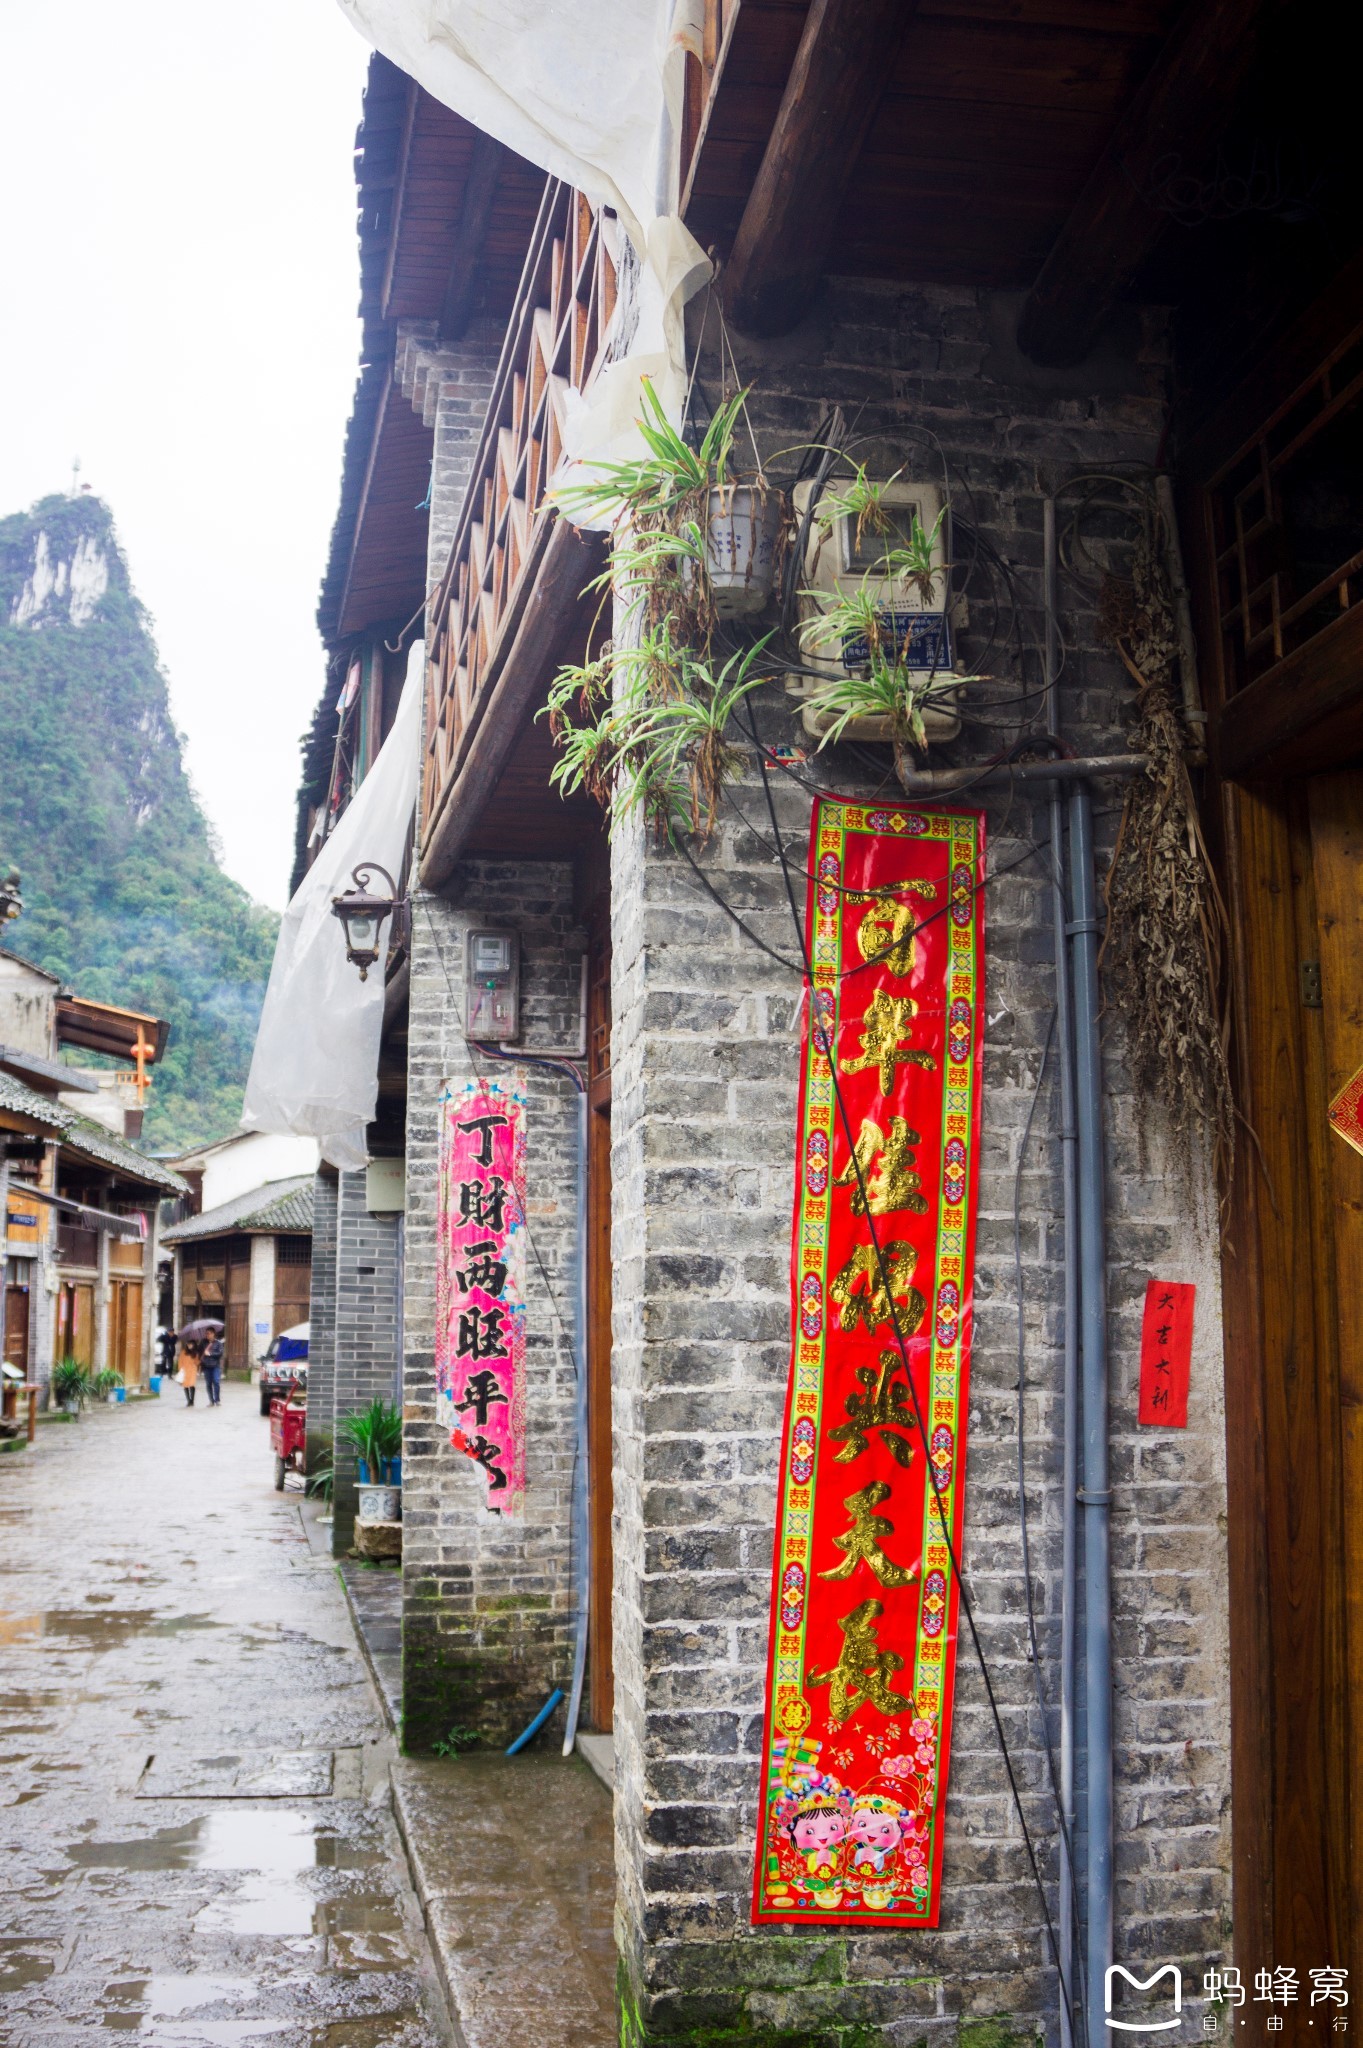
<box><xmin>753</xmin><ymin>799</ymin><xmax>985</xmax><ymax>1929</ymax></box>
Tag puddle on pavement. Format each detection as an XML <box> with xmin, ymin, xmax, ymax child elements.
<box><xmin>99</xmin><ymin>1974</ymin><xmax>291</xmax><ymax>2038</ymax></box>
<box><xmin>312</xmin><ymin>1834</ymin><xmax>380</xmax><ymax>1870</ymax></box>
<box><xmin>67</xmin><ymin>1809</ymin><xmax>393</xmax><ymax>1939</ymax></box>
<box><xmin>68</xmin><ymin>1820</ymin><xmax>205</xmax><ymax>1871</ymax></box>
<box><xmin>0</xmin><ymin>1939</ymin><xmax>59</xmax><ymax>1991</ymax></box>
<box><xmin>0</xmin><ymin>1607</ymin><xmax>224</xmax><ymax>1647</ymax></box>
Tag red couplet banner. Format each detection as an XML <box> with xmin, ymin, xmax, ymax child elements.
<box><xmin>753</xmin><ymin>798</ymin><xmax>986</xmax><ymax>1929</ymax></box>
<box><xmin>1137</xmin><ymin>1278</ymin><xmax>1194</xmax><ymax>1428</ymax></box>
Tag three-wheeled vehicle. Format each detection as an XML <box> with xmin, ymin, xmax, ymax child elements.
<box><xmin>258</xmin><ymin>1322</ymin><xmax>309</xmax><ymax>1415</ymax></box>
<box><xmin>270</xmin><ymin>1393</ymin><xmax>307</xmax><ymax>1491</ymax></box>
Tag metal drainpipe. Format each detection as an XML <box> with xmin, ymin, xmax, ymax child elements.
<box><xmin>1070</xmin><ymin>783</ymin><xmax>1114</xmax><ymax>2046</ymax></box>
<box><xmin>1043</xmin><ymin>498</ymin><xmax>1081</xmax><ymax>2048</ymax></box>
<box><xmin>562</xmin><ymin>1081</ymin><xmax>592</xmax><ymax>1755</ymax></box>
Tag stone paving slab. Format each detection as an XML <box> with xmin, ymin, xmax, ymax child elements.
<box><xmin>0</xmin><ymin>1383</ymin><xmax>455</xmax><ymax>2047</ymax></box>
<box><xmin>390</xmin><ymin>1752</ymin><xmax>615</xmax><ymax>2048</ymax></box>
<box><xmin>337</xmin><ymin>1557</ymin><xmax>403</xmax><ymax>1735</ymax></box>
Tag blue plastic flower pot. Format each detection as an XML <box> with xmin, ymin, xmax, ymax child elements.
<box><xmin>149</xmin><ymin>1375</ymin><xmax>162</xmax><ymax>1394</ymax></box>
<box><xmin>115</xmin><ymin>1386</ymin><xmax>127</xmax><ymax>1403</ymax></box>
<box><xmin>383</xmin><ymin>1457</ymin><xmax>402</xmax><ymax>1486</ymax></box>
<box><xmin>357</xmin><ymin>1458</ymin><xmax>372</xmax><ymax>1485</ymax></box>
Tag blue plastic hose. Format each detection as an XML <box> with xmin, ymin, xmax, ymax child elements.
<box><xmin>504</xmin><ymin>1688</ymin><xmax>564</xmax><ymax>1756</ymax></box>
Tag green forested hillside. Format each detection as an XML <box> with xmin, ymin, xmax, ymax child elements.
<box><xmin>0</xmin><ymin>493</ymin><xmax>278</xmax><ymax>1151</ymax></box>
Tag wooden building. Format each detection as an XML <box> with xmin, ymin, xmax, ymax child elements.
<box><xmin>268</xmin><ymin>6</ymin><xmax>1363</xmax><ymax>2040</ymax></box>
<box><xmin>162</xmin><ymin>1176</ymin><xmax>313</xmax><ymax>1373</ymax></box>
<box><xmin>2</xmin><ymin>1066</ymin><xmax>184</xmax><ymax>1393</ymax></box>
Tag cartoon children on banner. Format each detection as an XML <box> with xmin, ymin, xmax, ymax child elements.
<box><xmin>763</xmin><ymin>1735</ymin><xmax>934</xmax><ymax>1916</ymax></box>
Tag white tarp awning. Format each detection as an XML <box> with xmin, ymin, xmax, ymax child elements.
<box><xmin>333</xmin><ymin>0</ymin><xmax>711</xmax><ymax>481</ymax></box>
<box><xmin>241</xmin><ymin>647</ymin><xmax>422</xmax><ymax>1171</ymax></box>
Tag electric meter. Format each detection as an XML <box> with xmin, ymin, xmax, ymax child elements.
<box><xmin>465</xmin><ymin>929</ymin><xmax>520</xmax><ymax>1042</ymax></box>
<box><xmin>787</xmin><ymin>476</ymin><xmax>963</xmax><ymax>745</ymax></box>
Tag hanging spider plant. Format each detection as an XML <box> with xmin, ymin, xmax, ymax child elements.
<box><xmin>544</xmin><ymin>378</ymin><xmax>784</xmax><ymax>839</ymax></box>
<box><xmin>797</xmin><ymin>477</ymin><xmax>979</xmax><ymax>754</ymax></box>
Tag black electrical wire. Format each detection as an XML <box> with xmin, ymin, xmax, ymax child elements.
<box><xmin>675</xmin><ymin>793</ymin><xmax>1049</xmax><ymax>992</ymax></box>
<box><xmin>1013</xmin><ymin>1004</ymin><xmax>1089</xmax><ymax>2047</ymax></box>
<box><xmin>742</xmin><ymin>700</ymin><xmax>1074</xmax><ymax>2022</ymax></box>
<box><xmin>717</xmin><ymin>766</ymin><xmax>1046</xmax><ymax>900</ymax></box>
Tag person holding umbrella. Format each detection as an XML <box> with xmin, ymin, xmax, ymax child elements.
<box><xmin>201</xmin><ymin>1329</ymin><xmax>225</xmax><ymax>1408</ymax></box>
<box><xmin>177</xmin><ymin>1319</ymin><xmax>222</xmax><ymax>1409</ymax></box>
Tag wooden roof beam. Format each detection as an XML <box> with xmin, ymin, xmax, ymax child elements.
<box><xmin>720</xmin><ymin>0</ymin><xmax>915</xmax><ymax>339</ymax></box>
<box><xmin>1016</xmin><ymin>0</ymin><xmax>1272</xmax><ymax>368</ymax></box>
<box><xmin>439</xmin><ymin>131</ymin><xmax>511</xmax><ymax>345</ymax></box>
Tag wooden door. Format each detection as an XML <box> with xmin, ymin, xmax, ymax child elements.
<box><xmin>4</xmin><ymin>1281</ymin><xmax>30</xmax><ymax>1373</ymax></box>
<box><xmin>1304</xmin><ymin>774</ymin><xmax>1363</xmax><ymax>1981</ymax></box>
<box><xmin>110</xmin><ymin>1279</ymin><xmax>143</xmax><ymax>1384</ymax></box>
<box><xmin>225</xmin><ymin>1237</ymin><xmax>251</xmax><ymax>1368</ymax></box>
<box><xmin>57</xmin><ymin>1282</ymin><xmax>95</xmax><ymax>1367</ymax></box>
<box><xmin>1222</xmin><ymin>769</ymin><xmax>1363</xmax><ymax>1985</ymax></box>
<box><xmin>586</xmin><ymin>914</ymin><xmax>614</xmax><ymax>1732</ymax></box>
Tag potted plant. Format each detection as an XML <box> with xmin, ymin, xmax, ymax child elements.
<box><xmin>560</xmin><ymin>379</ymin><xmax>781</xmax><ymax>618</ymax></box>
<box><xmin>52</xmin><ymin>1358</ymin><xmax>90</xmax><ymax>1413</ymax></box>
<box><xmin>378</xmin><ymin>1403</ymin><xmax>403</xmax><ymax>1486</ymax></box>
<box><xmin>93</xmin><ymin>1368</ymin><xmax>123</xmax><ymax>1407</ymax></box>
<box><xmin>339</xmin><ymin>1399</ymin><xmax>402</xmax><ymax>1521</ymax></box>
<box><xmin>795</xmin><ymin>466</ymin><xmax>981</xmax><ymax>760</ymax></box>
<box><xmin>542</xmin><ymin>383</ymin><xmax>787</xmax><ymax>844</ymax></box>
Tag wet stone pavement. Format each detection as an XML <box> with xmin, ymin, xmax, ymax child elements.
<box><xmin>0</xmin><ymin>1384</ymin><xmax>453</xmax><ymax>2047</ymax></box>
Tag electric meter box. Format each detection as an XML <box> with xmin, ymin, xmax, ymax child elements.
<box><xmin>787</xmin><ymin>476</ymin><xmax>962</xmax><ymax>745</ymax></box>
<box><xmin>465</xmin><ymin>929</ymin><xmax>520</xmax><ymax>1042</ymax></box>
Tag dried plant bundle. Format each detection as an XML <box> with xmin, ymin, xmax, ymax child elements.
<box><xmin>1098</xmin><ymin>505</ymin><xmax>1236</xmax><ymax>1208</ymax></box>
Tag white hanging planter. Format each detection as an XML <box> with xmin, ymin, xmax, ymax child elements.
<box><xmin>701</xmin><ymin>485</ymin><xmax>782</xmax><ymax>617</ymax></box>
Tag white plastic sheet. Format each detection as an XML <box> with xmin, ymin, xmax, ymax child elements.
<box><xmin>334</xmin><ymin>0</ymin><xmax>711</xmax><ymax>488</ymax></box>
<box><xmin>241</xmin><ymin>646</ymin><xmax>423</xmax><ymax>1171</ymax></box>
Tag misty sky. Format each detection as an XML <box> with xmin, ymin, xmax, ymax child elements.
<box><xmin>0</xmin><ymin>2</ymin><xmax>372</xmax><ymax>911</ymax></box>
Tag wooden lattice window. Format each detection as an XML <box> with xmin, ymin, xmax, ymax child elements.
<box><xmin>1209</xmin><ymin>319</ymin><xmax>1363</xmax><ymax>699</ymax></box>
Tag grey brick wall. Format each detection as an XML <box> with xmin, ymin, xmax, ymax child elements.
<box><xmin>306</xmin><ymin>1166</ymin><xmax>338</xmax><ymax>1478</ymax></box>
<box><xmin>331</xmin><ymin>1167</ymin><xmax>403</xmax><ymax>1554</ymax></box>
<box><xmin>393</xmin><ymin>320</ymin><xmax>500</xmax><ymax>599</ymax></box>
<box><xmin>400</xmin><ymin>867</ymin><xmax>588</xmax><ymax>1749</ymax></box>
<box><xmin>606</xmin><ymin>280</ymin><xmax>1231</xmax><ymax>2046</ymax></box>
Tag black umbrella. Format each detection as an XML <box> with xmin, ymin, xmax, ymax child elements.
<box><xmin>178</xmin><ymin>1318</ymin><xmax>224</xmax><ymax>1342</ymax></box>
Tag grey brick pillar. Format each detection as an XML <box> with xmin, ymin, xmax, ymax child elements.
<box><xmin>401</xmin><ymin>870</ymin><xmax>584</xmax><ymax>1751</ymax></box>
<box><xmin>306</xmin><ymin>1167</ymin><xmax>338</xmax><ymax>1479</ymax></box>
<box><xmin>331</xmin><ymin>1166</ymin><xmax>402</xmax><ymax>1555</ymax></box>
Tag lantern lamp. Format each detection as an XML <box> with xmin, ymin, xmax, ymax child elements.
<box><xmin>331</xmin><ymin>863</ymin><xmax>399</xmax><ymax>981</ymax></box>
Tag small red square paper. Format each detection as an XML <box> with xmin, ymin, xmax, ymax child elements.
<box><xmin>1138</xmin><ymin>1279</ymin><xmax>1195</xmax><ymax>1428</ymax></box>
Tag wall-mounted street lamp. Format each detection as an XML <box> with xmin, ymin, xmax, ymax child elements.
<box><xmin>330</xmin><ymin>863</ymin><xmax>399</xmax><ymax>981</ymax></box>
<box><xmin>1</xmin><ymin>867</ymin><xmax>22</xmax><ymax>923</ymax></box>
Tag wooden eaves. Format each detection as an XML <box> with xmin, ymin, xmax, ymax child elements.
<box><xmin>684</xmin><ymin>0</ymin><xmax>1275</xmax><ymax>366</ymax></box>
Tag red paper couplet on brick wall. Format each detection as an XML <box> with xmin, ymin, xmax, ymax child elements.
<box><xmin>753</xmin><ymin>798</ymin><xmax>985</xmax><ymax>1929</ymax></box>
<box><xmin>1137</xmin><ymin>1279</ymin><xmax>1194</xmax><ymax>1428</ymax></box>
<box><xmin>435</xmin><ymin>1074</ymin><xmax>529</xmax><ymax>1514</ymax></box>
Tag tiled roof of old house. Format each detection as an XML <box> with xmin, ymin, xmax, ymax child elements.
<box><xmin>0</xmin><ymin>1067</ymin><xmax>187</xmax><ymax>1193</ymax></box>
<box><xmin>161</xmin><ymin>1174</ymin><xmax>314</xmax><ymax>1245</ymax></box>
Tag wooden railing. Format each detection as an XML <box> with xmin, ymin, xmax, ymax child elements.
<box><xmin>420</xmin><ymin>181</ymin><xmax>620</xmax><ymax>846</ymax></box>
